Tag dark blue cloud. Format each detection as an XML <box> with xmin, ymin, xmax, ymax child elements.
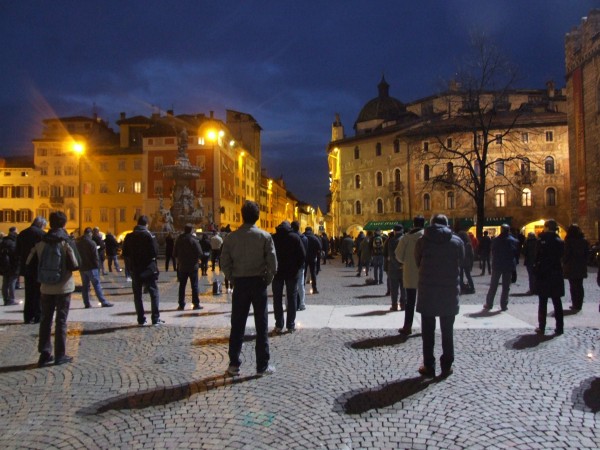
<box><xmin>0</xmin><ymin>0</ymin><xmax>597</xmax><ymax>208</ymax></box>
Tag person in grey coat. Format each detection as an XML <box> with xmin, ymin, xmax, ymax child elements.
<box><xmin>415</xmin><ymin>214</ymin><xmax>464</xmax><ymax>378</ymax></box>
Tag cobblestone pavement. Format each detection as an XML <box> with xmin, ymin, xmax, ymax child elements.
<box><xmin>1</xmin><ymin>258</ymin><xmax>599</xmax><ymax>449</ymax></box>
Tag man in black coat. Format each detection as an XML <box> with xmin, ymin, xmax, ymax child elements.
<box><xmin>76</xmin><ymin>228</ymin><xmax>113</xmax><ymax>308</ymax></box>
<box><xmin>121</xmin><ymin>215</ymin><xmax>162</xmax><ymax>326</ymax></box>
<box><xmin>92</xmin><ymin>227</ymin><xmax>107</xmax><ymax>275</ymax></box>
<box><xmin>1</xmin><ymin>227</ymin><xmax>19</xmax><ymax>305</ymax></box>
<box><xmin>272</xmin><ymin>221</ymin><xmax>306</xmax><ymax>333</ymax></box>
<box><xmin>303</xmin><ymin>227</ymin><xmax>322</xmax><ymax>295</ymax></box>
<box><xmin>173</xmin><ymin>224</ymin><xmax>203</xmax><ymax>310</ymax></box>
<box><xmin>16</xmin><ymin>216</ymin><xmax>47</xmax><ymax>323</ymax></box>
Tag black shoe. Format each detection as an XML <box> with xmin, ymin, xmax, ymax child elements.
<box><xmin>297</xmin><ymin>305</ymin><xmax>306</xmax><ymax>311</ymax></box>
<box><xmin>38</xmin><ymin>352</ymin><xmax>54</xmax><ymax>368</ymax></box>
<box><xmin>440</xmin><ymin>367</ymin><xmax>453</xmax><ymax>378</ymax></box>
<box><xmin>84</xmin><ymin>304</ymin><xmax>92</xmax><ymax>309</ymax></box>
<box><xmin>177</xmin><ymin>305</ymin><xmax>185</xmax><ymax>311</ymax></box>
<box><xmin>138</xmin><ymin>318</ymin><xmax>147</xmax><ymax>326</ymax></box>
<box><xmin>555</xmin><ymin>329</ymin><xmax>564</xmax><ymax>335</ymax></box>
<box><xmin>390</xmin><ymin>305</ymin><xmax>399</xmax><ymax>311</ymax></box>
<box><xmin>482</xmin><ymin>304</ymin><xmax>491</xmax><ymax>310</ymax></box>
<box><xmin>501</xmin><ymin>306</ymin><xmax>508</xmax><ymax>312</ymax></box>
<box><xmin>193</xmin><ymin>304</ymin><xmax>203</xmax><ymax>310</ymax></box>
<box><xmin>4</xmin><ymin>300</ymin><xmax>17</xmax><ymax>306</ymax></box>
<box><xmin>398</xmin><ymin>328</ymin><xmax>412</xmax><ymax>336</ymax></box>
<box><xmin>535</xmin><ymin>327</ymin><xmax>545</xmax><ymax>335</ymax></box>
<box><xmin>54</xmin><ymin>355</ymin><xmax>73</xmax><ymax>366</ymax></box>
<box><xmin>312</xmin><ymin>290</ymin><xmax>319</xmax><ymax>294</ymax></box>
<box><xmin>101</xmin><ymin>302</ymin><xmax>114</xmax><ymax>307</ymax></box>
<box><xmin>418</xmin><ymin>366</ymin><xmax>435</xmax><ymax>378</ymax></box>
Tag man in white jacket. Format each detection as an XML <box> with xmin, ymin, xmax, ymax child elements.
<box><xmin>394</xmin><ymin>216</ymin><xmax>425</xmax><ymax>336</ymax></box>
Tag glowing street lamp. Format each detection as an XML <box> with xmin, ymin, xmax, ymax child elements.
<box><xmin>72</xmin><ymin>141</ymin><xmax>85</xmax><ymax>236</ymax></box>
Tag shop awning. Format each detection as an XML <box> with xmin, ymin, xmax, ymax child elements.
<box><xmin>363</xmin><ymin>220</ymin><xmax>414</xmax><ymax>231</ymax></box>
<box><xmin>449</xmin><ymin>216</ymin><xmax>512</xmax><ymax>229</ymax></box>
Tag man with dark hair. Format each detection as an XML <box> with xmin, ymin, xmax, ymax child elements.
<box><xmin>122</xmin><ymin>215</ymin><xmax>163</xmax><ymax>326</ymax></box>
<box><xmin>484</xmin><ymin>224</ymin><xmax>519</xmax><ymax>311</ymax></box>
<box><xmin>291</xmin><ymin>220</ymin><xmax>308</xmax><ymax>310</ymax></box>
<box><xmin>396</xmin><ymin>216</ymin><xmax>426</xmax><ymax>335</ymax></box>
<box><xmin>271</xmin><ymin>221</ymin><xmax>306</xmax><ymax>333</ymax></box>
<box><xmin>27</xmin><ymin>211</ymin><xmax>79</xmax><ymax>367</ymax></box>
<box><xmin>76</xmin><ymin>227</ymin><xmax>113</xmax><ymax>308</ymax></box>
<box><xmin>173</xmin><ymin>224</ymin><xmax>203</xmax><ymax>310</ymax></box>
<box><xmin>479</xmin><ymin>230</ymin><xmax>492</xmax><ymax>275</ymax></box>
<box><xmin>1</xmin><ymin>226</ymin><xmax>19</xmax><ymax>305</ymax></box>
<box><xmin>16</xmin><ymin>216</ymin><xmax>47</xmax><ymax>323</ymax></box>
<box><xmin>303</xmin><ymin>226</ymin><xmax>322</xmax><ymax>294</ymax></box>
<box><xmin>221</xmin><ymin>201</ymin><xmax>277</xmax><ymax>377</ymax></box>
<box><xmin>104</xmin><ymin>231</ymin><xmax>122</xmax><ymax>273</ymax></box>
<box><xmin>414</xmin><ymin>214</ymin><xmax>464</xmax><ymax>377</ymax></box>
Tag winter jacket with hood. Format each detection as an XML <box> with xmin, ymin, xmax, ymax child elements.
<box><xmin>173</xmin><ymin>232</ymin><xmax>202</xmax><ymax>273</ymax></box>
<box><xmin>534</xmin><ymin>230</ymin><xmax>565</xmax><ymax>298</ymax></box>
<box><xmin>272</xmin><ymin>221</ymin><xmax>306</xmax><ymax>280</ymax></box>
<box><xmin>121</xmin><ymin>225</ymin><xmax>159</xmax><ymax>274</ymax></box>
<box><xmin>395</xmin><ymin>227</ymin><xmax>424</xmax><ymax>289</ymax></box>
<box><xmin>562</xmin><ymin>235</ymin><xmax>589</xmax><ymax>280</ymax></box>
<box><xmin>491</xmin><ymin>230</ymin><xmax>519</xmax><ymax>272</ymax></box>
<box><xmin>415</xmin><ymin>223</ymin><xmax>464</xmax><ymax>316</ymax></box>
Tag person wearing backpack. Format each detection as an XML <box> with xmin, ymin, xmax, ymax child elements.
<box><xmin>26</xmin><ymin>211</ymin><xmax>79</xmax><ymax>367</ymax></box>
<box><xmin>16</xmin><ymin>216</ymin><xmax>47</xmax><ymax>324</ymax></box>
<box><xmin>0</xmin><ymin>227</ymin><xmax>19</xmax><ymax>305</ymax></box>
<box><xmin>370</xmin><ymin>229</ymin><xmax>385</xmax><ymax>285</ymax></box>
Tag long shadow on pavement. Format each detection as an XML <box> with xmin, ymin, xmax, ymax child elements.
<box><xmin>572</xmin><ymin>377</ymin><xmax>600</xmax><ymax>413</ymax></box>
<box><xmin>354</xmin><ymin>294</ymin><xmax>388</xmax><ymax>299</ymax></box>
<box><xmin>348</xmin><ymin>333</ymin><xmax>420</xmax><ymax>350</ymax></box>
<box><xmin>335</xmin><ymin>376</ymin><xmax>439</xmax><ymax>415</ymax></box>
<box><xmin>465</xmin><ymin>310</ymin><xmax>502</xmax><ymax>319</ymax></box>
<box><xmin>505</xmin><ymin>333</ymin><xmax>556</xmax><ymax>350</ymax></box>
<box><xmin>0</xmin><ymin>362</ymin><xmax>39</xmax><ymax>373</ymax></box>
<box><xmin>67</xmin><ymin>324</ymin><xmax>141</xmax><ymax>336</ymax></box>
<box><xmin>348</xmin><ymin>309</ymin><xmax>396</xmax><ymax>317</ymax></box>
<box><xmin>78</xmin><ymin>373</ymin><xmax>259</xmax><ymax>415</ymax></box>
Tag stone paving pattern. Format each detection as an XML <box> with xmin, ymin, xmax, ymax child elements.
<box><xmin>0</xmin><ymin>258</ymin><xmax>599</xmax><ymax>449</ymax></box>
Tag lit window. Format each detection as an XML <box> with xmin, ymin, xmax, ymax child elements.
<box><xmin>133</xmin><ymin>182</ymin><xmax>142</xmax><ymax>194</ymax></box>
<box><xmin>117</xmin><ymin>182</ymin><xmax>126</xmax><ymax>193</ymax></box>
<box><xmin>522</xmin><ymin>188</ymin><xmax>532</xmax><ymax>207</ymax></box>
<box><xmin>355</xmin><ymin>174</ymin><xmax>361</xmax><ymax>189</ymax></box>
<box><xmin>495</xmin><ymin>189</ymin><xmax>506</xmax><ymax>207</ymax></box>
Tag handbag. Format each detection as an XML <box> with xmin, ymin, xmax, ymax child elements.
<box><xmin>140</xmin><ymin>259</ymin><xmax>159</xmax><ymax>281</ymax></box>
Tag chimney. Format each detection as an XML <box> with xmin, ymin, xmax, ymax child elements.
<box><xmin>167</xmin><ymin>109</ymin><xmax>174</xmax><ymax>117</ymax></box>
<box><xmin>120</xmin><ymin>112</ymin><xmax>126</xmax><ymax>120</ymax></box>
<box><xmin>546</xmin><ymin>80</ymin><xmax>555</xmax><ymax>98</ymax></box>
<box><xmin>210</xmin><ymin>111</ymin><xmax>214</xmax><ymax>119</ymax></box>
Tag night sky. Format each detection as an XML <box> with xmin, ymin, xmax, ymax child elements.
<box><xmin>0</xmin><ymin>1</ymin><xmax>597</xmax><ymax>209</ymax></box>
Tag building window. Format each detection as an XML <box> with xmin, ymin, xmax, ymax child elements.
<box><xmin>118</xmin><ymin>159</ymin><xmax>126</xmax><ymax>171</ymax></box>
<box><xmin>99</xmin><ymin>183</ymin><xmax>109</xmax><ymax>194</ymax></box>
<box><xmin>495</xmin><ymin>189</ymin><xmax>506</xmax><ymax>207</ymax></box>
<box><xmin>133</xmin><ymin>181</ymin><xmax>142</xmax><ymax>194</ymax></box>
<box><xmin>521</xmin><ymin>132</ymin><xmax>529</xmax><ymax>143</ymax></box>
<box><xmin>39</xmin><ymin>184</ymin><xmax>49</xmax><ymax>197</ymax></box>
<box><xmin>376</xmin><ymin>171</ymin><xmax>383</xmax><ymax>187</ymax></box>
<box><xmin>99</xmin><ymin>162</ymin><xmax>109</xmax><ymax>172</ymax></box>
<box><xmin>54</xmin><ymin>166</ymin><xmax>61</xmax><ymax>176</ymax></box>
<box><xmin>545</xmin><ymin>131</ymin><xmax>554</xmax><ymax>142</ymax></box>
<box><xmin>423</xmin><ymin>141</ymin><xmax>429</xmax><ymax>152</ymax></box>
<box><xmin>117</xmin><ymin>181</ymin><xmax>126</xmax><ymax>193</ymax></box>
<box><xmin>354</xmin><ymin>146</ymin><xmax>360</xmax><ymax>160</ymax></box>
<box><xmin>424</xmin><ymin>165</ymin><xmax>430</xmax><ymax>181</ymax></box>
<box><xmin>84</xmin><ymin>209</ymin><xmax>92</xmax><ymax>222</ymax></box>
<box><xmin>394</xmin><ymin>196</ymin><xmax>402</xmax><ymax>213</ymax></box>
<box><xmin>495</xmin><ymin>134</ymin><xmax>502</xmax><ymax>145</ymax></box>
<box><xmin>67</xmin><ymin>206</ymin><xmax>76</xmax><ymax>222</ymax></box>
<box><xmin>64</xmin><ymin>166</ymin><xmax>76</xmax><ymax>176</ymax></box>
<box><xmin>0</xmin><ymin>209</ymin><xmax>14</xmax><ymax>222</ymax></box>
<box><xmin>522</xmin><ymin>188</ymin><xmax>532</xmax><ymax>206</ymax></box>
<box><xmin>63</xmin><ymin>185</ymin><xmax>76</xmax><ymax>198</ymax></box>
<box><xmin>474</xmin><ymin>160</ymin><xmax>481</xmax><ymax>177</ymax></box>
<box><xmin>165</xmin><ymin>138</ymin><xmax>175</xmax><ymax>145</ymax></box>
<box><xmin>423</xmin><ymin>193</ymin><xmax>431</xmax><ymax>211</ymax></box>
<box><xmin>154</xmin><ymin>157</ymin><xmax>163</xmax><ymax>172</ymax></box>
<box><xmin>393</xmin><ymin>139</ymin><xmax>400</xmax><ymax>153</ymax></box>
<box><xmin>154</xmin><ymin>181</ymin><xmax>163</xmax><ymax>196</ymax></box>
<box><xmin>36</xmin><ymin>208</ymin><xmax>48</xmax><ymax>220</ymax></box>
<box><xmin>447</xmin><ymin>191</ymin><xmax>455</xmax><ymax>209</ymax></box>
<box><xmin>119</xmin><ymin>208</ymin><xmax>126</xmax><ymax>222</ymax></box>
<box><xmin>446</xmin><ymin>138</ymin><xmax>453</xmax><ymax>149</ymax></box>
<box><xmin>16</xmin><ymin>209</ymin><xmax>32</xmax><ymax>223</ymax></box>
<box><xmin>355</xmin><ymin>174</ymin><xmax>361</xmax><ymax>189</ymax></box>
<box><xmin>546</xmin><ymin>187</ymin><xmax>557</xmax><ymax>206</ymax></box>
<box><xmin>196</xmin><ymin>155</ymin><xmax>206</xmax><ymax>169</ymax></box>
<box><xmin>0</xmin><ymin>186</ymin><xmax>10</xmax><ymax>198</ymax></box>
<box><xmin>83</xmin><ymin>182</ymin><xmax>93</xmax><ymax>195</ymax></box>
<box><xmin>50</xmin><ymin>185</ymin><xmax>62</xmax><ymax>198</ymax></box>
<box><xmin>447</xmin><ymin>162</ymin><xmax>454</xmax><ymax>177</ymax></box>
<box><xmin>544</xmin><ymin>156</ymin><xmax>555</xmax><ymax>174</ymax></box>
<box><xmin>394</xmin><ymin>168</ymin><xmax>401</xmax><ymax>186</ymax></box>
<box><xmin>521</xmin><ymin>158</ymin><xmax>531</xmax><ymax>174</ymax></box>
<box><xmin>40</xmin><ymin>166</ymin><xmax>48</xmax><ymax>176</ymax></box>
<box><xmin>133</xmin><ymin>159</ymin><xmax>142</xmax><ymax>170</ymax></box>
<box><xmin>375</xmin><ymin>143</ymin><xmax>382</xmax><ymax>156</ymax></box>
<box><xmin>377</xmin><ymin>198</ymin><xmax>384</xmax><ymax>214</ymax></box>
<box><xmin>37</xmin><ymin>147</ymin><xmax>48</xmax><ymax>157</ymax></box>
<box><xmin>13</xmin><ymin>186</ymin><xmax>33</xmax><ymax>198</ymax></box>
<box><xmin>355</xmin><ymin>200</ymin><xmax>362</xmax><ymax>215</ymax></box>
<box><xmin>495</xmin><ymin>160</ymin><xmax>504</xmax><ymax>176</ymax></box>
<box><xmin>100</xmin><ymin>208</ymin><xmax>108</xmax><ymax>222</ymax></box>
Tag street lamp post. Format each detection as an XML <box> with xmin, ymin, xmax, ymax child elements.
<box><xmin>72</xmin><ymin>142</ymin><xmax>85</xmax><ymax>236</ymax></box>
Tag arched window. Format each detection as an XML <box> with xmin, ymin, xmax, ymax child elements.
<box><xmin>544</xmin><ymin>156</ymin><xmax>555</xmax><ymax>174</ymax></box>
<box><xmin>355</xmin><ymin>200</ymin><xmax>362</xmax><ymax>215</ymax></box>
<box><xmin>375</xmin><ymin>142</ymin><xmax>382</xmax><ymax>156</ymax></box>
<box><xmin>377</xmin><ymin>198</ymin><xmax>384</xmax><ymax>214</ymax></box>
<box><xmin>424</xmin><ymin>164</ymin><xmax>430</xmax><ymax>181</ymax></box>
<box><xmin>393</xmin><ymin>139</ymin><xmax>400</xmax><ymax>153</ymax></box>
<box><xmin>495</xmin><ymin>189</ymin><xmax>506</xmax><ymax>207</ymax></box>
<box><xmin>354</xmin><ymin>146</ymin><xmax>360</xmax><ymax>160</ymax></box>
<box><xmin>355</xmin><ymin>174</ymin><xmax>361</xmax><ymax>189</ymax></box>
<box><xmin>394</xmin><ymin>196</ymin><xmax>402</xmax><ymax>213</ymax></box>
<box><xmin>394</xmin><ymin>168</ymin><xmax>401</xmax><ymax>185</ymax></box>
<box><xmin>546</xmin><ymin>187</ymin><xmax>557</xmax><ymax>206</ymax></box>
<box><xmin>423</xmin><ymin>193</ymin><xmax>431</xmax><ymax>211</ymax></box>
<box><xmin>447</xmin><ymin>191</ymin><xmax>455</xmax><ymax>209</ymax></box>
<box><xmin>376</xmin><ymin>171</ymin><xmax>383</xmax><ymax>187</ymax></box>
<box><xmin>522</xmin><ymin>188</ymin><xmax>532</xmax><ymax>207</ymax></box>
<box><xmin>521</xmin><ymin>158</ymin><xmax>530</xmax><ymax>174</ymax></box>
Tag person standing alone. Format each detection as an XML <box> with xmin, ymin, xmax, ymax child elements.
<box><xmin>173</xmin><ymin>224</ymin><xmax>203</xmax><ymax>310</ymax></box>
<box><xmin>484</xmin><ymin>224</ymin><xmax>519</xmax><ymax>312</ymax></box>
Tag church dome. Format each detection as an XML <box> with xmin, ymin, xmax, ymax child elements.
<box><xmin>355</xmin><ymin>76</ymin><xmax>407</xmax><ymax>125</ymax></box>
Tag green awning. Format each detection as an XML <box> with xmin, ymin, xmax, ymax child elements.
<box><xmin>363</xmin><ymin>220</ymin><xmax>413</xmax><ymax>231</ymax></box>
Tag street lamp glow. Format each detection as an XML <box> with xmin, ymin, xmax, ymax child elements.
<box><xmin>73</xmin><ymin>142</ymin><xmax>85</xmax><ymax>155</ymax></box>
<box><xmin>207</xmin><ymin>130</ymin><xmax>217</xmax><ymax>142</ymax></box>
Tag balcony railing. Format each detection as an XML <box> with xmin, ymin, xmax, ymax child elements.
<box><xmin>514</xmin><ymin>170</ymin><xmax>537</xmax><ymax>185</ymax></box>
<box><xmin>388</xmin><ymin>181</ymin><xmax>404</xmax><ymax>193</ymax></box>
<box><xmin>49</xmin><ymin>196</ymin><xmax>64</xmax><ymax>205</ymax></box>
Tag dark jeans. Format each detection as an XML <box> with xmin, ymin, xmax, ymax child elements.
<box><xmin>107</xmin><ymin>254</ymin><xmax>121</xmax><ymax>272</ymax></box>
<box><xmin>211</xmin><ymin>249</ymin><xmax>221</xmax><ymax>271</ymax></box>
<box><xmin>485</xmin><ymin>270</ymin><xmax>512</xmax><ymax>309</ymax></box>
<box><xmin>389</xmin><ymin>273</ymin><xmax>406</xmax><ymax>308</ymax></box>
<box><xmin>165</xmin><ymin>254</ymin><xmax>176</xmax><ymax>272</ymax></box>
<box><xmin>229</xmin><ymin>277</ymin><xmax>270</xmax><ymax>371</ymax></box>
<box><xmin>538</xmin><ymin>296</ymin><xmax>563</xmax><ymax>332</ymax></box>
<box><xmin>200</xmin><ymin>254</ymin><xmax>209</xmax><ymax>275</ymax></box>
<box><xmin>568</xmin><ymin>278</ymin><xmax>584</xmax><ymax>310</ymax></box>
<box><xmin>480</xmin><ymin>253</ymin><xmax>491</xmax><ymax>274</ymax></box>
<box><xmin>372</xmin><ymin>255</ymin><xmax>384</xmax><ymax>283</ymax></box>
<box><xmin>2</xmin><ymin>273</ymin><xmax>18</xmax><ymax>303</ymax></box>
<box><xmin>272</xmin><ymin>274</ymin><xmax>299</xmax><ymax>330</ymax></box>
<box><xmin>24</xmin><ymin>275</ymin><xmax>41</xmax><ymax>323</ymax></box>
<box><xmin>178</xmin><ymin>270</ymin><xmax>200</xmax><ymax>307</ymax></box>
<box><xmin>38</xmin><ymin>293</ymin><xmax>71</xmax><ymax>358</ymax></box>
<box><xmin>305</xmin><ymin>258</ymin><xmax>318</xmax><ymax>292</ymax></box>
<box><xmin>460</xmin><ymin>268</ymin><xmax>474</xmax><ymax>291</ymax></box>
<box><xmin>131</xmin><ymin>274</ymin><xmax>160</xmax><ymax>324</ymax></box>
<box><xmin>402</xmin><ymin>288</ymin><xmax>417</xmax><ymax>331</ymax></box>
<box><xmin>525</xmin><ymin>264</ymin><xmax>536</xmax><ymax>294</ymax></box>
<box><xmin>421</xmin><ymin>314</ymin><xmax>455</xmax><ymax>370</ymax></box>
<box><xmin>81</xmin><ymin>268</ymin><xmax>109</xmax><ymax>306</ymax></box>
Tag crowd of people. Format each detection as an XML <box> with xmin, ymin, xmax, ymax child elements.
<box><xmin>2</xmin><ymin>206</ymin><xmax>599</xmax><ymax>377</ymax></box>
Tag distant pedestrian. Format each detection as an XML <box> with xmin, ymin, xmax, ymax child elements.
<box><xmin>104</xmin><ymin>231</ymin><xmax>122</xmax><ymax>273</ymax></box>
<box><xmin>165</xmin><ymin>232</ymin><xmax>176</xmax><ymax>272</ymax></box>
<box><xmin>415</xmin><ymin>214</ymin><xmax>464</xmax><ymax>378</ymax></box>
<box><xmin>321</xmin><ymin>232</ymin><xmax>329</xmax><ymax>265</ymax></box>
<box><xmin>303</xmin><ymin>227</ymin><xmax>322</xmax><ymax>294</ymax></box>
<box><xmin>121</xmin><ymin>215</ymin><xmax>162</xmax><ymax>326</ymax></box>
<box><xmin>16</xmin><ymin>216</ymin><xmax>47</xmax><ymax>324</ymax></box>
<box><xmin>562</xmin><ymin>224</ymin><xmax>589</xmax><ymax>312</ymax></box>
<box><xmin>341</xmin><ymin>233</ymin><xmax>354</xmax><ymax>267</ymax></box>
<box><xmin>385</xmin><ymin>224</ymin><xmax>406</xmax><ymax>311</ymax></box>
<box><xmin>271</xmin><ymin>221</ymin><xmax>305</xmax><ymax>333</ymax></box>
<box><xmin>522</xmin><ymin>232</ymin><xmax>538</xmax><ymax>295</ymax></box>
<box><xmin>199</xmin><ymin>233</ymin><xmax>211</xmax><ymax>276</ymax></box>
<box><xmin>395</xmin><ymin>216</ymin><xmax>425</xmax><ymax>336</ymax></box>
<box><xmin>457</xmin><ymin>230</ymin><xmax>475</xmax><ymax>294</ymax></box>
<box><xmin>357</xmin><ymin>231</ymin><xmax>372</xmax><ymax>278</ymax></box>
<box><xmin>291</xmin><ymin>221</ymin><xmax>308</xmax><ymax>310</ymax></box>
<box><xmin>76</xmin><ymin>227</ymin><xmax>114</xmax><ymax>308</ymax></box>
<box><xmin>534</xmin><ymin>219</ymin><xmax>565</xmax><ymax>335</ymax></box>
<box><xmin>479</xmin><ymin>231</ymin><xmax>491</xmax><ymax>275</ymax></box>
<box><xmin>173</xmin><ymin>224</ymin><xmax>203</xmax><ymax>310</ymax></box>
<box><xmin>210</xmin><ymin>231</ymin><xmax>223</xmax><ymax>271</ymax></box>
<box><xmin>26</xmin><ymin>211</ymin><xmax>79</xmax><ymax>367</ymax></box>
<box><xmin>484</xmin><ymin>224</ymin><xmax>519</xmax><ymax>311</ymax></box>
<box><xmin>92</xmin><ymin>227</ymin><xmax>107</xmax><ymax>275</ymax></box>
<box><xmin>221</xmin><ymin>201</ymin><xmax>277</xmax><ymax>377</ymax></box>
<box><xmin>355</xmin><ymin>231</ymin><xmax>365</xmax><ymax>274</ymax></box>
<box><xmin>370</xmin><ymin>229</ymin><xmax>385</xmax><ymax>284</ymax></box>
<box><xmin>0</xmin><ymin>227</ymin><xmax>19</xmax><ymax>305</ymax></box>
